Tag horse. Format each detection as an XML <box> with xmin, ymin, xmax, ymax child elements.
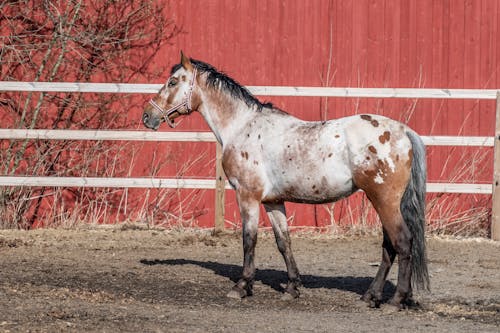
<box><xmin>142</xmin><ymin>52</ymin><xmax>429</xmax><ymax>309</ymax></box>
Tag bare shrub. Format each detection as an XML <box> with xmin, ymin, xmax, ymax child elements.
<box><xmin>0</xmin><ymin>0</ymin><xmax>181</xmax><ymax>228</ymax></box>
<box><xmin>426</xmin><ymin>146</ymin><xmax>491</xmax><ymax>237</ymax></box>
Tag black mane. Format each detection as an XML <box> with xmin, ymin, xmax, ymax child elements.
<box><xmin>171</xmin><ymin>59</ymin><xmax>274</xmax><ymax>111</ymax></box>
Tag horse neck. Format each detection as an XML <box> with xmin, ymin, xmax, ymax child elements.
<box><xmin>196</xmin><ymin>86</ymin><xmax>254</xmax><ymax>146</ymax></box>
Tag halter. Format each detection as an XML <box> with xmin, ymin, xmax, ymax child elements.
<box><xmin>149</xmin><ymin>67</ymin><xmax>198</xmax><ymax>128</ymax></box>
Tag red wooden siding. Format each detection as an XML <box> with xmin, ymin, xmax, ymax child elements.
<box><xmin>129</xmin><ymin>0</ymin><xmax>500</xmax><ymax>228</ymax></box>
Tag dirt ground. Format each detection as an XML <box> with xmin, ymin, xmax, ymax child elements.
<box><xmin>0</xmin><ymin>227</ymin><xmax>498</xmax><ymax>333</ymax></box>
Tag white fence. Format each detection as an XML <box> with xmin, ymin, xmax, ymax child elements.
<box><xmin>0</xmin><ymin>82</ymin><xmax>498</xmax><ymax>237</ymax></box>
<box><xmin>0</xmin><ymin>82</ymin><xmax>495</xmax><ymax>193</ymax></box>
<box><xmin>0</xmin><ymin>129</ymin><xmax>493</xmax><ymax>193</ymax></box>
<box><xmin>1</xmin><ymin>81</ymin><xmax>498</xmax><ymax>98</ymax></box>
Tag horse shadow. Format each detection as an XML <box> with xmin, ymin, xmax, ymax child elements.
<box><xmin>140</xmin><ymin>258</ymin><xmax>396</xmax><ymax>298</ymax></box>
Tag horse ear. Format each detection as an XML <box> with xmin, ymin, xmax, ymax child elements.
<box><xmin>180</xmin><ymin>51</ymin><xmax>194</xmax><ymax>71</ymax></box>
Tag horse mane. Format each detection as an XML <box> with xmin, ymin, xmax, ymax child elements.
<box><xmin>171</xmin><ymin>59</ymin><xmax>281</xmax><ymax>113</ymax></box>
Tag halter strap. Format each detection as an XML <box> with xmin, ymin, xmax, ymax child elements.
<box><xmin>149</xmin><ymin>67</ymin><xmax>198</xmax><ymax>128</ymax></box>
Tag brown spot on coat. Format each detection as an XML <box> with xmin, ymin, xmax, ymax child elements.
<box><xmin>334</xmin><ymin>134</ymin><xmax>340</xmax><ymax>138</ymax></box>
<box><xmin>379</xmin><ymin>131</ymin><xmax>391</xmax><ymax>144</ymax></box>
<box><xmin>360</xmin><ymin>114</ymin><xmax>379</xmax><ymax>127</ymax></box>
<box><xmin>368</xmin><ymin>145</ymin><xmax>377</xmax><ymax>154</ymax></box>
<box><xmin>240</xmin><ymin>151</ymin><xmax>249</xmax><ymax>160</ymax></box>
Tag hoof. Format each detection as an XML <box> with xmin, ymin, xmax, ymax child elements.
<box><xmin>280</xmin><ymin>281</ymin><xmax>300</xmax><ymax>300</ymax></box>
<box><xmin>387</xmin><ymin>295</ymin><xmax>419</xmax><ymax>310</ymax></box>
<box><xmin>367</xmin><ymin>299</ymin><xmax>381</xmax><ymax>309</ymax></box>
<box><xmin>281</xmin><ymin>292</ymin><xmax>296</xmax><ymax>301</ymax></box>
<box><xmin>226</xmin><ymin>287</ymin><xmax>247</xmax><ymax>299</ymax></box>
<box><xmin>361</xmin><ymin>292</ymin><xmax>382</xmax><ymax>308</ymax></box>
<box><xmin>387</xmin><ymin>298</ymin><xmax>422</xmax><ymax>311</ymax></box>
<box><xmin>281</xmin><ymin>287</ymin><xmax>300</xmax><ymax>301</ymax></box>
<box><xmin>354</xmin><ymin>298</ymin><xmax>373</xmax><ymax>309</ymax></box>
<box><xmin>403</xmin><ymin>298</ymin><xmax>421</xmax><ymax>309</ymax></box>
<box><xmin>226</xmin><ymin>290</ymin><xmax>247</xmax><ymax>299</ymax></box>
<box><xmin>226</xmin><ymin>282</ymin><xmax>252</xmax><ymax>299</ymax></box>
<box><xmin>381</xmin><ymin>303</ymin><xmax>402</xmax><ymax>313</ymax></box>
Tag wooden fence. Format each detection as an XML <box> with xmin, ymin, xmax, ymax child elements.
<box><xmin>0</xmin><ymin>82</ymin><xmax>498</xmax><ymax>239</ymax></box>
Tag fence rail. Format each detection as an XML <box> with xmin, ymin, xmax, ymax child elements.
<box><xmin>1</xmin><ymin>82</ymin><xmax>498</xmax><ymax>238</ymax></box>
<box><xmin>0</xmin><ymin>176</ymin><xmax>491</xmax><ymax>194</ymax></box>
<box><xmin>0</xmin><ymin>176</ymin><xmax>222</xmax><ymax>189</ymax></box>
<box><xmin>0</xmin><ymin>129</ymin><xmax>493</xmax><ymax>194</ymax></box>
<box><xmin>0</xmin><ymin>129</ymin><xmax>492</xmax><ymax>146</ymax></box>
<box><xmin>1</xmin><ymin>81</ymin><xmax>497</xmax><ymax>99</ymax></box>
<box><xmin>0</xmin><ymin>129</ymin><xmax>217</xmax><ymax>142</ymax></box>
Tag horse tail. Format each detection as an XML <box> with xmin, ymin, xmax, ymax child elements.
<box><xmin>401</xmin><ymin>130</ymin><xmax>430</xmax><ymax>291</ymax></box>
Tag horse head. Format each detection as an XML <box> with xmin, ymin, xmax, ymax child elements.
<box><xmin>143</xmin><ymin>51</ymin><xmax>198</xmax><ymax>130</ymax></box>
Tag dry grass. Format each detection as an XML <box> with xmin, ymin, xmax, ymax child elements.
<box><xmin>425</xmin><ymin>143</ymin><xmax>491</xmax><ymax>237</ymax></box>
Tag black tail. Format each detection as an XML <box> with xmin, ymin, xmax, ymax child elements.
<box><xmin>401</xmin><ymin>130</ymin><xmax>430</xmax><ymax>291</ymax></box>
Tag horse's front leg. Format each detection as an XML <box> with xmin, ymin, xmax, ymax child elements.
<box><xmin>227</xmin><ymin>195</ymin><xmax>260</xmax><ymax>299</ymax></box>
<box><xmin>264</xmin><ymin>203</ymin><xmax>301</xmax><ymax>300</ymax></box>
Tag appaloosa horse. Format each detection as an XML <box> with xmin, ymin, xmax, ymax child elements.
<box><xmin>142</xmin><ymin>52</ymin><xmax>429</xmax><ymax>309</ymax></box>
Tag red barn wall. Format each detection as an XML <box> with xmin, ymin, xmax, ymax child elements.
<box><xmin>134</xmin><ymin>0</ymin><xmax>500</xmax><ymax>228</ymax></box>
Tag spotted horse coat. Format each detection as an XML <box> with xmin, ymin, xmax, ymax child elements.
<box><xmin>142</xmin><ymin>52</ymin><xmax>429</xmax><ymax>309</ymax></box>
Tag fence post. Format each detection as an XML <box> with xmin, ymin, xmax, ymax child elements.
<box><xmin>491</xmin><ymin>91</ymin><xmax>500</xmax><ymax>241</ymax></box>
<box><xmin>214</xmin><ymin>142</ymin><xmax>225</xmax><ymax>232</ymax></box>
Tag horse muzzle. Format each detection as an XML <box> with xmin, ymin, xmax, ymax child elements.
<box><xmin>142</xmin><ymin>112</ymin><xmax>161</xmax><ymax>131</ymax></box>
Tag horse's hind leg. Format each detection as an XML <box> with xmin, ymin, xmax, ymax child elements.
<box><xmin>369</xmin><ymin>204</ymin><xmax>414</xmax><ymax>309</ymax></box>
<box><xmin>227</xmin><ymin>195</ymin><xmax>260</xmax><ymax>299</ymax></box>
<box><xmin>264</xmin><ymin>203</ymin><xmax>301</xmax><ymax>299</ymax></box>
<box><xmin>361</xmin><ymin>230</ymin><xmax>396</xmax><ymax>307</ymax></box>
<box><xmin>387</xmin><ymin>219</ymin><xmax>414</xmax><ymax>308</ymax></box>
<box><xmin>354</xmin><ymin>147</ymin><xmax>415</xmax><ymax>308</ymax></box>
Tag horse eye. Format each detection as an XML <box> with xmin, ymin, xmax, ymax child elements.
<box><xmin>168</xmin><ymin>78</ymin><xmax>178</xmax><ymax>88</ymax></box>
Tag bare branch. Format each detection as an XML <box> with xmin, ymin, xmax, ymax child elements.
<box><xmin>0</xmin><ymin>0</ymin><xmax>181</xmax><ymax>228</ymax></box>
